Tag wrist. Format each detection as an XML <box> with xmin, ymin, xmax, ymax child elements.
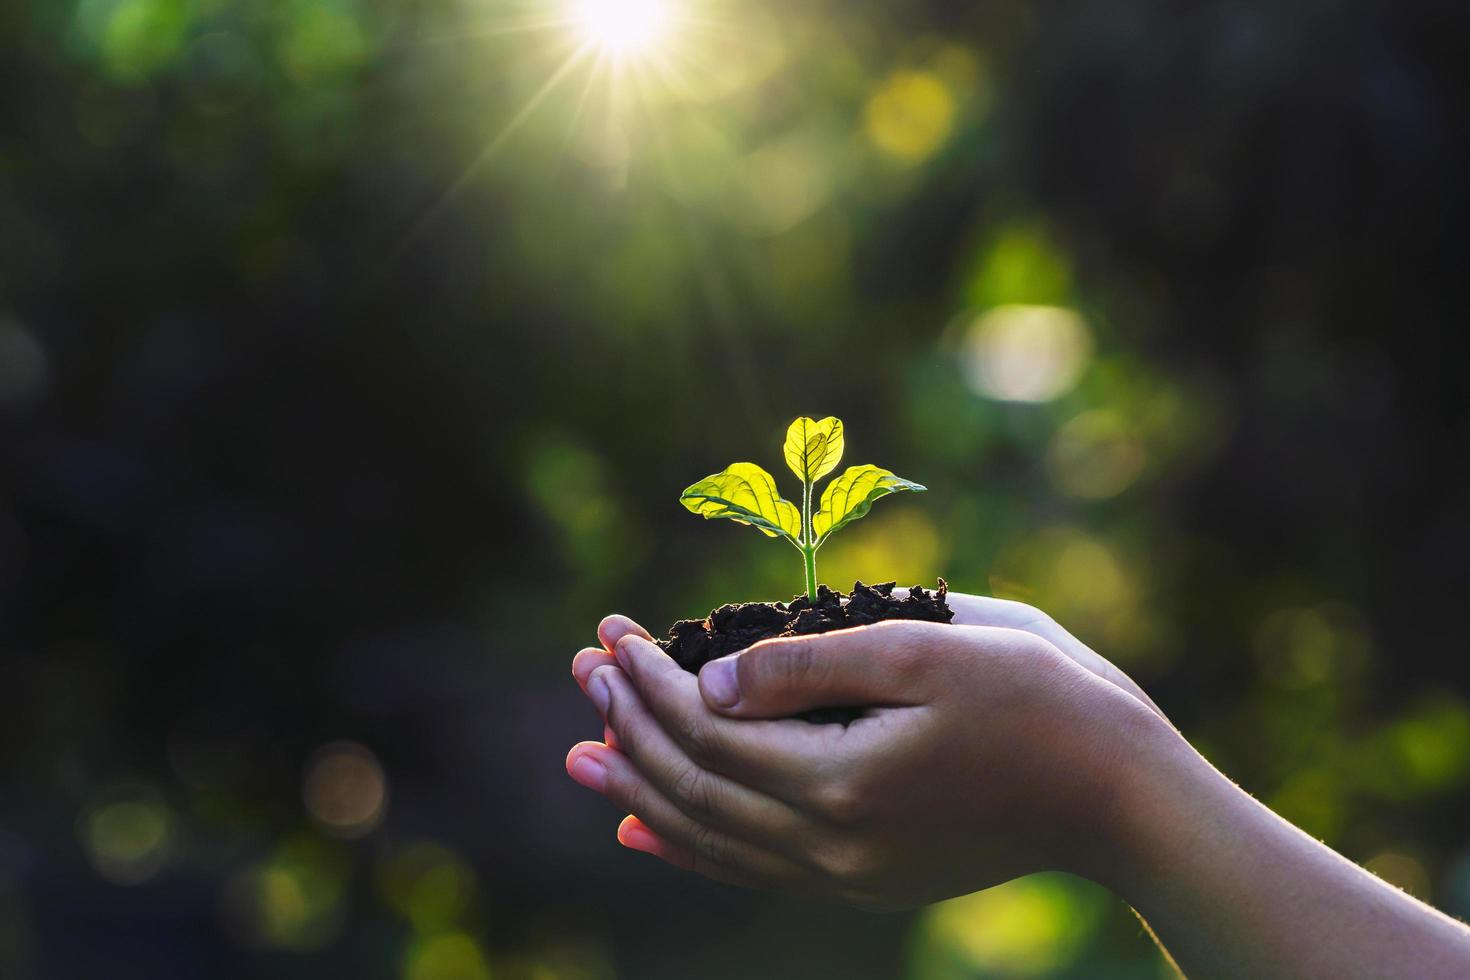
<box><xmin>1061</xmin><ymin>692</ymin><xmax>1206</xmax><ymax>896</ymax></box>
<box><xmin>1088</xmin><ymin>706</ymin><xmax>1222</xmax><ymax>907</ymax></box>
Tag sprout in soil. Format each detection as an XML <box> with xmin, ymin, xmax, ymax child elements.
<box><xmin>679</xmin><ymin>416</ymin><xmax>925</xmax><ymax>599</ymax></box>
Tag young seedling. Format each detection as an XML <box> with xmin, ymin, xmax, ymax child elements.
<box><xmin>680</xmin><ymin>416</ymin><xmax>925</xmax><ymax>599</ymax></box>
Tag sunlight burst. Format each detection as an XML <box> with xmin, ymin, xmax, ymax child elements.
<box><xmin>568</xmin><ymin>0</ymin><xmax>675</xmax><ymax>58</ymax></box>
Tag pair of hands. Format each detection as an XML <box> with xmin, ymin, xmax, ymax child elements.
<box><xmin>566</xmin><ymin>593</ymin><xmax>1470</xmax><ymax>977</ymax></box>
<box><xmin>566</xmin><ymin>593</ymin><xmax>1171</xmax><ymax>911</ymax></box>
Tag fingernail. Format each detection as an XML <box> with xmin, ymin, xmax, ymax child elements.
<box><xmin>568</xmin><ymin>753</ymin><xmax>608</xmax><ymax>792</ymax></box>
<box><xmin>614</xmin><ymin>635</ymin><xmax>638</xmax><ymax>670</ymax></box>
<box><xmin>701</xmin><ymin>657</ymin><xmax>740</xmax><ymax>708</ymax></box>
<box><xmin>588</xmin><ymin>672</ymin><xmax>611</xmax><ymax>715</ymax></box>
<box><xmin>618</xmin><ymin>822</ymin><xmax>659</xmax><ymax>854</ymax></box>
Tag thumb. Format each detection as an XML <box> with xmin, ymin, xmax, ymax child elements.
<box><xmin>698</xmin><ymin>622</ymin><xmax>929</xmax><ymax>719</ymax></box>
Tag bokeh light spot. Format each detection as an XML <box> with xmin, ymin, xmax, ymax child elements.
<box><xmin>959</xmin><ymin>305</ymin><xmax>1093</xmax><ymax>403</ymax></box>
<box><xmin>278</xmin><ymin>2</ymin><xmax>372</xmax><ymax>83</ymax></box>
<box><xmin>817</xmin><ymin>507</ymin><xmax>945</xmax><ymax>589</ymax></box>
<box><xmin>1054</xmin><ymin>535</ymin><xmax>1131</xmax><ymax>616</ymax></box>
<box><xmin>728</xmin><ymin>134</ymin><xmax>835</xmax><ymax>235</ymax></box>
<box><xmin>967</xmin><ymin>224</ymin><xmax>1073</xmax><ymax>309</ymax></box>
<box><xmin>1255</xmin><ymin>603</ymin><xmax>1371</xmax><ymax>690</ymax></box>
<box><xmin>377</xmin><ymin>841</ymin><xmax>477</xmax><ymax>933</ymax></box>
<box><xmin>911</xmin><ymin>873</ymin><xmax>1105</xmax><ymax>977</ymax></box>
<box><xmin>1390</xmin><ymin>696</ymin><xmax>1470</xmax><ymax>790</ymax></box>
<box><xmin>220</xmin><ymin>837</ymin><xmax>348</xmax><ymax>951</ymax></box>
<box><xmin>1365</xmin><ymin>850</ymin><xmax>1431</xmax><ymax>901</ymax></box>
<box><xmin>78</xmin><ymin>787</ymin><xmax>176</xmax><ymax>886</ymax></box>
<box><xmin>991</xmin><ymin>527</ymin><xmax>1150</xmax><ymax>660</ymax></box>
<box><xmin>524</xmin><ymin>435</ymin><xmax>641</xmax><ymax>582</ymax></box>
<box><xmin>498</xmin><ymin>943</ymin><xmax>618</xmax><ymax>980</ymax></box>
<box><xmin>865</xmin><ymin>70</ymin><xmax>955</xmax><ymax>164</ymax></box>
<box><xmin>303</xmin><ymin>740</ymin><xmax>387</xmax><ymax>837</ymax></box>
<box><xmin>77</xmin><ymin>0</ymin><xmax>191</xmax><ymax>80</ymax></box>
<box><xmin>1047</xmin><ymin>409</ymin><xmax>1148</xmax><ymax>499</ymax></box>
<box><xmin>404</xmin><ymin>931</ymin><xmax>492</xmax><ymax>980</ymax></box>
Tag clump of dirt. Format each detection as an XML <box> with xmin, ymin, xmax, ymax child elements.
<box><xmin>657</xmin><ymin>580</ymin><xmax>953</xmax><ymax>722</ymax></box>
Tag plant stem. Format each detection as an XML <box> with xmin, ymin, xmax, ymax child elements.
<box><xmin>801</xmin><ymin>471</ymin><xmax>816</xmax><ymax>598</ymax></box>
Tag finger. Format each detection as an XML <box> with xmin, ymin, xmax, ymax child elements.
<box><xmin>598</xmin><ymin>614</ymin><xmax>653</xmax><ymax>653</ymax></box>
<box><xmin>948</xmin><ymin>593</ymin><xmax>1092</xmax><ymax>656</ymax></box>
<box><xmin>699</xmin><ymin>620</ymin><xmax>937</xmax><ymax>719</ymax></box>
<box><xmin>565</xmin><ymin>741</ymin><xmax>804</xmax><ymax>887</ymax></box>
<box><xmin>616</xmin><ymin>816</ymin><xmax>787</xmax><ymax>892</ymax></box>
<box><xmin>572</xmin><ymin>647</ymin><xmax>618</xmax><ymax>695</ymax></box>
<box><xmin>572</xmin><ymin>649</ymin><xmax>623</xmax><ymax>746</ymax></box>
<box><xmin>616</xmin><ymin>814</ymin><xmax>696</xmax><ymax>870</ymax></box>
<box><xmin>946</xmin><ymin>594</ymin><xmax>1168</xmax><ymax>721</ymax></box>
<box><xmin>611</xmin><ymin>634</ymin><xmax>839</xmax><ymax>804</ymax></box>
<box><xmin>590</xmin><ymin>665</ymin><xmax>814</xmax><ymax>850</ymax></box>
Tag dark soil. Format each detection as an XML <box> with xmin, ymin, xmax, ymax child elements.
<box><xmin>657</xmin><ymin>580</ymin><xmax>954</xmax><ymax>723</ymax></box>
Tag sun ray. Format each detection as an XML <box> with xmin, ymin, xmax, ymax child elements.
<box><xmin>564</xmin><ymin>50</ymin><xmax>607</xmax><ymax>136</ymax></box>
<box><xmin>623</xmin><ymin>62</ymin><xmax>769</xmax><ymax>425</ymax></box>
<box><xmin>388</xmin><ymin>0</ymin><xmax>756</xmax><ymax>263</ymax></box>
<box><xmin>389</xmin><ymin>14</ymin><xmax>575</xmax><ymax>49</ymax></box>
<box><xmin>394</xmin><ymin>41</ymin><xmax>596</xmax><ymax>254</ymax></box>
<box><xmin>556</xmin><ymin>49</ymin><xmax>617</xmax><ymax>163</ymax></box>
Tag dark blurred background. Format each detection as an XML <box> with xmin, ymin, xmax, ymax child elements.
<box><xmin>2</xmin><ymin>0</ymin><xmax>1469</xmax><ymax>976</ymax></box>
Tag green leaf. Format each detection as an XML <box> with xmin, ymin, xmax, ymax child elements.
<box><xmin>680</xmin><ymin>462</ymin><xmax>802</xmax><ymax>544</ymax></box>
<box><xmin>782</xmin><ymin>416</ymin><xmax>844</xmax><ymax>486</ymax></box>
<box><xmin>812</xmin><ymin>464</ymin><xmax>925</xmax><ymax>547</ymax></box>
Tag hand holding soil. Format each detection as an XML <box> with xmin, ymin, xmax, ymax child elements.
<box><xmin>567</xmin><ymin>590</ymin><xmax>1164</xmax><ymax>908</ymax></box>
<box><xmin>566</xmin><ymin>594</ymin><xmax>1470</xmax><ymax>977</ymax></box>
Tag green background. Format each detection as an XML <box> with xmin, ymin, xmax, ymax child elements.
<box><xmin>1</xmin><ymin>0</ymin><xmax>1467</xmax><ymax>976</ymax></box>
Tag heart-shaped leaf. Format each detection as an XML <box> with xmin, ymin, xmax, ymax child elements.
<box><xmin>783</xmin><ymin>416</ymin><xmax>845</xmax><ymax>486</ymax></box>
<box><xmin>680</xmin><ymin>462</ymin><xmax>802</xmax><ymax>544</ymax></box>
<box><xmin>812</xmin><ymin>464</ymin><xmax>925</xmax><ymax>547</ymax></box>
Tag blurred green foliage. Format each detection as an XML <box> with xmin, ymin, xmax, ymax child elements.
<box><xmin>1</xmin><ymin>0</ymin><xmax>1468</xmax><ymax>976</ymax></box>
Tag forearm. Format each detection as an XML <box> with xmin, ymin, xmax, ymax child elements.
<box><xmin>1103</xmin><ymin>722</ymin><xmax>1470</xmax><ymax>978</ymax></box>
